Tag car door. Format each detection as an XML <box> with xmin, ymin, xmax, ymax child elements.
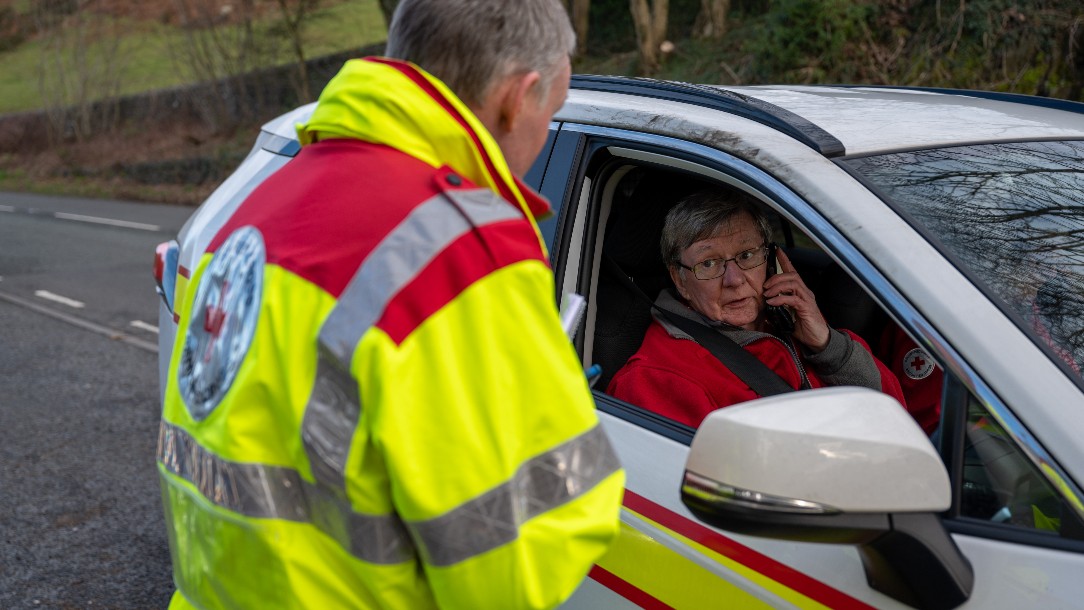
<box><xmin>542</xmin><ymin>124</ymin><xmax>1084</xmax><ymax>609</ymax></box>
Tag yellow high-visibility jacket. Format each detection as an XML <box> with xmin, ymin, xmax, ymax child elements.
<box><xmin>158</xmin><ymin>58</ymin><xmax>624</xmax><ymax>609</ymax></box>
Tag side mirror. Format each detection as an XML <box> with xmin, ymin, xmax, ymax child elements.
<box><xmin>681</xmin><ymin>387</ymin><xmax>973</xmax><ymax>610</ymax></box>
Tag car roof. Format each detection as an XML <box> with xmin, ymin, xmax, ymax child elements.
<box><xmin>565</xmin><ymin>77</ymin><xmax>1084</xmax><ymax>158</ymax></box>
<box><xmin>266</xmin><ymin>79</ymin><xmax>1084</xmax><ymax>159</ymax></box>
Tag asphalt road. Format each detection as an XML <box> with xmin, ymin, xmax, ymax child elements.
<box><xmin>0</xmin><ymin>192</ymin><xmax>194</xmax><ymax>608</ymax></box>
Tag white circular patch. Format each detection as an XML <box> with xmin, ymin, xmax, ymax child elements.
<box><xmin>178</xmin><ymin>226</ymin><xmax>264</xmax><ymax>420</ymax></box>
<box><xmin>902</xmin><ymin>347</ymin><xmax>935</xmax><ymax>380</ymax></box>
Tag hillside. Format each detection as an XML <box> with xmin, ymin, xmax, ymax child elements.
<box><xmin>0</xmin><ymin>0</ymin><xmax>1080</xmax><ymax>206</ymax></box>
<box><xmin>0</xmin><ymin>0</ymin><xmax>386</xmax><ymax>205</ymax></box>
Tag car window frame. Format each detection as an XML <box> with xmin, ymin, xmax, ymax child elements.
<box><xmin>834</xmin><ymin>146</ymin><xmax>1084</xmax><ymax>550</ymax></box>
<box><xmin>544</xmin><ymin>122</ymin><xmax>1084</xmax><ymax>554</ymax></box>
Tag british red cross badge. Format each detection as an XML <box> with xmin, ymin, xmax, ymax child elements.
<box><xmin>178</xmin><ymin>226</ymin><xmax>264</xmax><ymax>420</ymax></box>
<box><xmin>902</xmin><ymin>347</ymin><xmax>935</xmax><ymax>380</ymax></box>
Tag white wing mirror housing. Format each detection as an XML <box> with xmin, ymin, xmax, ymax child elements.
<box><xmin>685</xmin><ymin>386</ymin><xmax>949</xmax><ymax>514</ymax></box>
<box><xmin>681</xmin><ymin>387</ymin><xmax>972</xmax><ymax>610</ymax></box>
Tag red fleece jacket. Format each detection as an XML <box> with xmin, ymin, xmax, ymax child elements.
<box><xmin>608</xmin><ymin>320</ymin><xmax>907</xmax><ymax>428</ymax></box>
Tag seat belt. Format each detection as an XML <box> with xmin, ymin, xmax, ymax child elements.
<box><xmin>601</xmin><ymin>253</ymin><xmax>795</xmax><ymax>398</ymax></box>
<box><xmin>656</xmin><ymin>310</ymin><xmax>795</xmax><ymax>397</ymax></box>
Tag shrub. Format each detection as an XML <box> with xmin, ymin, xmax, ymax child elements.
<box><xmin>742</xmin><ymin>0</ymin><xmax>875</xmax><ymax>83</ymax></box>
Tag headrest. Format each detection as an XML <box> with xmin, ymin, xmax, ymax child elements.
<box><xmin>603</xmin><ymin>168</ymin><xmax>711</xmax><ymax>277</ymax></box>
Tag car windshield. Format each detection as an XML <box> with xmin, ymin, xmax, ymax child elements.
<box><xmin>844</xmin><ymin>140</ymin><xmax>1084</xmax><ymax>381</ymax></box>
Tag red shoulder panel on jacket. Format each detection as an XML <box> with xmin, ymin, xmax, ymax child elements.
<box><xmin>378</xmin><ymin>217</ymin><xmax>546</xmax><ymax>345</ymax></box>
<box><xmin>208</xmin><ymin>140</ymin><xmax>447</xmax><ymax>297</ymax></box>
<box><xmin>208</xmin><ymin>139</ymin><xmax>548</xmax><ymax>344</ymax></box>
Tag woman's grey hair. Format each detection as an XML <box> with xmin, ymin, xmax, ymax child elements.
<box><xmin>385</xmin><ymin>0</ymin><xmax>576</xmax><ymax>107</ymax></box>
<box><xmin>661</xmin><ymin>188</ymin><xmax>774</xmax><ymax>267</ymax></box>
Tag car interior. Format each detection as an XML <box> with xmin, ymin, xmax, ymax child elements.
<box><xmin>571</xmin><ymin>155</ymin><xmax>1084</xmax><ymax>542</ymax></box>
<box><xmin>585</xmin><ymin>163</ymin><xmax>887</xmax><ymax>393</ymax></box>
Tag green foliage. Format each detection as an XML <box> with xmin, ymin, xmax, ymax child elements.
<box><xmin>595</xmin><ymin>0</ymin><xmax>1084</xmax><ymax>100</ymax></box>
<box><xmin>742</xmin><ymin>0</ymin><xmax>875</xmax><ymax>83</ymax></box>
<box><xmin>584</xmin><ymin>0</ymin><xmax>635</xmax><ymax>55</ymax></box>
<box><xmin>669</xmin><ymin>0</ymin><xmax>705</xmax><ymax>41</ymax></box>
<box><xmin>0</xmin><ymin>5</ymin><xmax>26</xmax><ymax>52</ymax></box>
<box><xmin>584</xmin><ymin>0</ymin><xmax>703</xmax><ymax>55</ymax></box>
<box><xmin>896</xmin><ymin>0</ymin><xmax>1084</xmax><ymax>98</ymax></box>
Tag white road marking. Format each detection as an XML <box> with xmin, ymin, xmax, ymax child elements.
<box><xmin>0</xmin><ymin>290</ymin><xmax>156</xmax><ymax>353</ymax></box>
<box><xmin>53</xmin><ymin>212</ymin><xmax>161</xmax><ymax>232</ymax></box>
<box><xmin>0</xmin><ymin>205</ymin><xmax>13</xmax><ymax>212</ymax></box>
<box><xmin>129</xmin><ymin>320</ymin><xmax>159</xmax><ymax>334</ymax></box>
<box><xmin>34</xmin><ymin>290</ymin><xmax>85</xmax><ymax>309</ymax></box>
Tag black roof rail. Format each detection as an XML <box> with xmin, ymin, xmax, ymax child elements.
<box><xmin>569</xmin><ymin>74</ymin><xmax>846</xmax><ymax>157</ymax></box>
<box><xmin>834</xmin><ymin>85</ymin><xmax>1084</xmax><ymax>116</ymax></box>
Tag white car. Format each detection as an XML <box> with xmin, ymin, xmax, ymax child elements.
<box><xmin>155</xmin><ymin>77</ymin><xmax>1084</xmax><ymax>609</ymax></box>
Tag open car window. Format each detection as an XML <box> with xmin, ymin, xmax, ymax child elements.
<box><xmin>574</xmin><ymin>143</ymin><xmax>1084</xmax><ymax>548</ymax></box>
<box><xmin>587</xmin><ymin>160</ymin><xmax>899</xmax><ymax>419</ymax></box>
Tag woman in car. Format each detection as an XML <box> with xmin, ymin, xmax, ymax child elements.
<box><xmin>607</xmin><ymin>188</ymin><xmax>906</xmax><ymax>428</ymax></box>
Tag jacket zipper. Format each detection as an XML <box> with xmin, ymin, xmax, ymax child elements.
<box><xmin>740</xmin><ymin>335</ymin><xmax>811</xmax><ymax>390</ymax></box>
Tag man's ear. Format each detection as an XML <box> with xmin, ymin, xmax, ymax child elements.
<box><xmin>496</xmin><ymin>70</ymin><xmax>542</xmax><ymax>134</ymax></box>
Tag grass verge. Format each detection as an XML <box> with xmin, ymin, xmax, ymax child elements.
<box><xmin>0</xmin><ymin>0</ymin><xmax>386</xmax><ymax>115</ymax></box>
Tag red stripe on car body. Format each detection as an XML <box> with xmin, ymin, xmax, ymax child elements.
<box><xmin>622</xmin><ymin>490</ymin><xmax>876</xmax><ymax>609</ymax></box>
<box><xmin>588</xmin><ymin>565</ymin><xmax>673</xmax><ymax>610</ymax></box>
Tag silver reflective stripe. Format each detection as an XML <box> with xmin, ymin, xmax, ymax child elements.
<box><xmin>158</xmin><ymin>417</ymin><xmax>307</xmax><ymax>520</ymax></box>
<box><xmin>408</xmin><ymin>424</ymin><xmax>621</xmax><ymax>567</ymax></box>
<box><xmin>300</xmin><ymin>350</ymin><xmax>360</xmax><ymax>489</ymax></box>
<box><xmin>319</xmin><ymin>188</ymin><xmax>521</xmax><ymax>364</ymax></box>
<box><xmin>158</xmin><ymin>421</ymin><xmax>415</xmax><ymax>565</ymax></box>
<box><xmin>302</xmin><ymin>188</ymin><xmax>523</xmax><ymax>487</ymax></box>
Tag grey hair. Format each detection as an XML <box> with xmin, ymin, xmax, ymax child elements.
<box><xmin>661</xmin><ymin>188</ymin><xmax>774</xmax><ymax>267</ymax></box>
<box><xmin>385</xmin><ymin>0</ymin><xmax>576</xmax><ymax>107</ymax></box>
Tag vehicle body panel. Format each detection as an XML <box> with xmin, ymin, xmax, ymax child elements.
<box><xmin>158</xmin><ymin>81</ymin><xmax>1084</xmax><ymax>610</ymax></box>
<box><xmin>718</xmin><ymin>86</ymin><xmax>1084</xmax><ymax>156</ymax></box>
<box><xmin>552</xmin><ymin>95</ymin><xmax>1084</xmax><ymax>505</ymax></box>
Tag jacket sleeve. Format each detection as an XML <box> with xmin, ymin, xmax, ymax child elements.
<box><xmin>805</xmin><ymin>328</ymin><xmax>907</xmax><ymax>408</ymax></box>
<box><xmin>361</xmin><ymin>256</ymin><xmax>624</xmax><ymax>610</ymax></box>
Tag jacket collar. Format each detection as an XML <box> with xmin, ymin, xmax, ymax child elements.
<box><xmin>652</xmin><ymin>289</ymin><xmax>770</xmax><ymax>347</ymax></box>
<box><xmin>297</xmin><ymin>57</ymin><xmax>552</xmax><ymax>247</ymax></box>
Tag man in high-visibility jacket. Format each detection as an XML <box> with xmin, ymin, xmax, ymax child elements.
<box><xmin>156</xmin><ymin>0</ymin><xmax>625</xmax><ymax>608</ymax></box>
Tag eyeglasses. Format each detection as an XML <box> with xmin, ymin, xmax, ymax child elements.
<box><xmin>677</xmin><ymin>244</ymin><xmax>769</xmax><ymax>280</ymax></box>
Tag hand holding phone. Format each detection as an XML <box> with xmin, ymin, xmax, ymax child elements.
<box><xmin>765</xmin><ymin>243</ymin><xmax>796</xmax><ymax>335</ymax></box>
<box><xmin>764</xmin><ymin>243</ymin><xmax>832</xmax><ymax>351</ymax></box>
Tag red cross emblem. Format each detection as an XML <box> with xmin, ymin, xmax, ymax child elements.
<box><xmin>178</xmin><ymin>225</ymin><xmax>264</xmax><ymax>421</ymax></box>
<box><xmin>903</xmin><ymin>347</ymin><xmax>935</xmax><ymax>380</ymax></box>
<box><xmin>201</xmin><ymin>281</ymin><xmax>231</xmax><ymax>363</ymax></box>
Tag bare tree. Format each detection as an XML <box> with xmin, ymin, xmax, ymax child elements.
<box><xmin>1067</xmin><ymin>15</ymin><xmax>1084</xmax><ymax>100</ymax></box>
<box><xmin>33</xmin><ymin>0</ymin><xmax>128</xmax><ymax>142</ymax></box>
<box><xmin>570</xmin><ymin>0</ymin><xmax>590</xmax><ymax>56</ymax></box>
<box><xmin>272</xmin><ymin>0</ymin><xmax>321</xmax><ymax>103</ymax></box>
<box><xmin>168</xmin><ymin>0</ymin><xmax>272</xmax><ymax>132</ymax></box>
<box><xmin>629</xmin><ymin>0</ymin><xmax>668</xmax><ymax>74</ymax></box>
<box><xmin>694</xmin><ymin>0</ymin><xmax>729</xmax><ymax>40</ymax></box>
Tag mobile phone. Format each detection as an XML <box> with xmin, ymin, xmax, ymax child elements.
<box><xmin>766</xmin><ymin>243</ymin><xmax>796</xmax><ymax>335</ymax></box>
